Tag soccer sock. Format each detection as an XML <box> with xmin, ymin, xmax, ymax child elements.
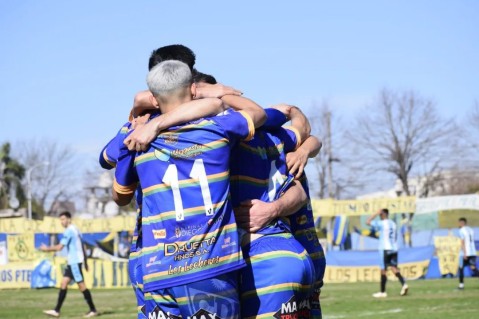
<box><xmin>82</xmin><ymin>289</ymin><xmax>96</xmax><ymax>312</ymax></box>
<box><xmin>54</xmin><ymin>289</ymin><xmax>67</xmax><ymax>312</ymax></box>
<box><xmin>395</xmin><ymin>272</ymin><xmax>406</xmax><ymax>285</ymax></box>
<box><xmin>459</xmin><ymin>267</ymin><xmax>464</xmax><ymax>284</ymax></box>
<box><xmin>380</xmin><ymin>274</ymin><xmax>387</xmax><ymax>293</ymax></box>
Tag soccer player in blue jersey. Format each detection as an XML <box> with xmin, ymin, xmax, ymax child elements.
<box><xmin>100</xmin><ymin>44</ymin><xmax>244</xmax><ymax>318</ymax></box>
<box><xmin>233</xmin><ymin>106</ymin><xmax>325</xmax><ymax>318</ymax></box>
<box><xmin>40</xmin><ymin>212</ymin><xmax>97</xmax><ymax>318</ymax></box>
<box><xmin>457</xmin><ymin>217</ymin><xmax>479</xmax><ymax>290</ymax></box>
<box><xmin>367</xmin><ymin>208</ymin><xmax>408</xmax><ymax>298</ymax></box>
<box><xmin>112</xmin><ymin>60</ymin><xmax>265</xmax><ymax>318</ymax></box>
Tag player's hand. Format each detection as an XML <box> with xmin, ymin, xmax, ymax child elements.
<box><xmin>131</xmin><ymin>113</ymin><xmax>151</xmax><ymax>129</ymax></box>
<box><xmin>270</xmin><ymin>103</ymin><xmax>292</xmax><ymax>119</ymax></box>
<box><xmin>124</xmin><ymin>120</ymin><xmax>158</xmax><ymax>151</ymax></box>
<box><xmin>84</xmin><ymin>262</ymin><xmax>89</xmax><ymax>272</ymax></box>
<box><xmin>39</xmin><ymin>244</ymin><xmax>48</xmax><ymax>252</ymax></box>
<box><xmin>195</xmin><ymin>83</ymin><xmax>242</xmax><ymax>99</ymax></box>
<box><xmin>234</xmin><ymin>199</ymin><xmax>278</xmax><ymax>233</ymax></box>
<box><xmin>286</xmin><ymin>147</ymin><xmax>308</xmax><ymax>178</ymax></box>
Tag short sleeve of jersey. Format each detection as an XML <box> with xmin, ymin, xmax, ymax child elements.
<box><xmin>459</xmin><ymin>229</ymin><xmax>465</xmax><ymax>240</ymax></box>
<box><xmin>99</xmin><ymin>122</ymin><xmax>131</xmax><ymax>170</ymax></box>
<box><xmin>370</xmin><ymin>220</ymin><xmax>382</xmax><ymax>230</ymax></box>
<box><xmin>113</xmin><ymin>140</ymin><xmax>139</xmax><ymax>195</ymax></box>
<box><xmin>60</xmin><ymin>228</ymin><xmax>72</xmax><ymax>246</ymax></box>
<box><xmin>263</xmin><ymin>108</ymin><xmax>289</xmax><ymax>129</ymax></box>
<box><xmin>212</xmin><ymin>110</ymin><xmax>255</xmax><ymax>143</ymax></box>
<box><xmin>271</xmin><ymin>127</ymin><xmax>300</xmax><ymax>153</ymax></box>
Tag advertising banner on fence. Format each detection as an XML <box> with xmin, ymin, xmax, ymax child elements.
<box><xmin>7</xmin><ymin>233</ymin><xmax>36</xmax><ymax>262</ymax></box>
<box><xmin>0</xmin><ymin>261</ymin><xmax>34</xmax><ymax>289</ymax></box>
<box><xmin>311</xmin><ymin>196</ymin><xmax>416</xmax><ymax>217</ymax></box>
<box><xmin>434</xmin><ymin>236</ymin><xmax>461</xmax><ymax>276</ymax></box>
<box><xmin>0</xmin><ymin>216</ymin><xmax>136</xmax><ymax>234</ymax></box>
<box><xmin>0</xmin><ymin>258</ymin><xmax>130</xmax><ymax>289</ymax></box>
<box><xmin>324</xmin><ymin>246</ymin><xmax>434</xmax><ymax>283</ymax></box>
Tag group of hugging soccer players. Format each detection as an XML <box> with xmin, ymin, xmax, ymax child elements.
<box><xmin>99</xmin><ymin>44</ymin><xmax>326</xmax><ymax>319</ymax></box>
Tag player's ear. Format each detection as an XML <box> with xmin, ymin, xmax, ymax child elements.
<box><xmin>191</xmin><ymin>82</ymin><xmax>197</xmax><ymax>99</ymax></box>
<box><xmin>148</xmin><ymin>94</ymin><xmax>159</xmax><ymax>107</ymax></box>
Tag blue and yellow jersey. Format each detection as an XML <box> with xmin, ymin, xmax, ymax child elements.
<box><xmin>286</xmin><ymin>174</ymin><xmax>326</xmax><ymax>287</ymax></box>
<box><xmin>114</xmin><ymin>110</ymin><xmax>254</xmax><ymax>291</ymax></box>
<box><xmin>230</xmin><ymin>126</ymin><xmax>301</xmax><ymax>236</ymax></box>
<box><xmin>99</xmin><ymin>122</ymin><xmax>131</xmax><ymax>170</ymax></box>
<box><xmin>98</xmin><ymin>121</ymin><xmax>143</xmax><ymax>254</ymax></box>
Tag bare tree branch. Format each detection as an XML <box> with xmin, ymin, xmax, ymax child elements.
<box><xmin>349</xmin><ymin>89</ymin><xmax>458</xmax><ymax>196</ymax></box>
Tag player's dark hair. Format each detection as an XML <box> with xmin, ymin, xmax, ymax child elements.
<box><xmin>381</xmin><ymin>208</ymin><xmax>389</xmax><ymax>216</ymax></box>
<box><xmin>59</xmin><ymin>211</ymin><xmax>72</xmax><ymax>219</ymax></box>
<box><xmin>459</xmin><ymin>217</ymin><xmax>467</xmax><ymax>224</ymax></box>
<box><xmin>148</xmin><ymin>44</ymin><xmax>196</xmax><ymax>71</ymax></box>
<box><xmin>192</xmin><ymin>69</ymin><xmax>217</xmax><ymax>84</ymax></box>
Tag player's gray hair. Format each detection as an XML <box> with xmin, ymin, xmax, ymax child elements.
<box><xmin>146</xmin><ymin>60</ymin><xmax>192</xmax><ymax>96</ymax></box>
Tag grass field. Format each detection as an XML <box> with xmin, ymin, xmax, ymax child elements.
<box><xmin>0</xmin><ymin>278</ymin><xmax>478</xmax><ymax>318</ymax></box>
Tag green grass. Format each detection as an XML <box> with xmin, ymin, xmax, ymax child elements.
<box><xmin>321</xmin><ymin>278</ymin><xmax>479</xmax><ymax>319</ymax></box>
<box><xmin>0</xmin><ymin>278</ymin><xmax>478</xmax><ymax>318</ymax></box>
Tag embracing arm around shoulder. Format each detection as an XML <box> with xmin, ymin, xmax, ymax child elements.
<box><xmin>286</xmin><ymin>135</ymin><xmax>323</xmax><ymax>178</ymax></box>
<box><xmin>234</xmin><ymin>181</ymin><xmax>307</xmax><ymax>232</ymax></box>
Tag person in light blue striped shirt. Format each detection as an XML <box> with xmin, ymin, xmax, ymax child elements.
<box><xmin>366</xmin><ymin>208</ymin><xmax>408</xmax><ymax>298</ymax></box>
<box><xmin>457</xmin><ymin>217</ymin><xmax>479</xmax><ymax>289</ymax></box>
<box><xmin>40</xmin><ymin>211</ymin><xmax>97</xmax><ymax>318</ymax></box>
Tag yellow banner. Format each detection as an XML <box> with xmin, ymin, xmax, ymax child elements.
<box><xmin>53</xmin><ymin>258</ymin><xmax>130</xmax><ymax>289</ymax></box>
<box><xmin>0</xmin><ymin>258</ymin><xmax>130</xmax><ymax>289</ymax></box>
<box><xmin>311</xmin><ymin>196</ymin><xmax>416</xmax><ymax>217</ymax></box>
<box><xmin>434</xmin><ymin>236</ymin><xmax>461</xmax><ymax>276</ymax></box>
<box><xmin>324</xmin><ymin>260</ymin><xmax>430</xmax><ymax>283</ymax></box>
<box><xmin>0</xmin><ymin>261</ymin><xmax>34</xmax><ymax>289</ymax></box>
<box><xmin>7</xmin><ymin>233</ymin><xmax>36</xmax><ymax>262</ymax></box>
<box><xmin>0</xmin><ymin>216</ymin><xmax>136</xmax><ymax>234</ymax></box>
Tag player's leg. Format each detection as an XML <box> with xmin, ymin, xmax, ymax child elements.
<box><xmin>43</xmin><ymin>271</ymin><xmax>72</xmax><ymax>317</ymax></box>
<box><xmin>388</xmin><ymin>251</ymin><xmax>408</xmax><ymax>296</ymax></box>
<box><xmin>129</xmin><ymin>249</ymin><xmax>145</xmax><ymax>318</ymax></box>
<box><xmin>310</xmin><ymin>250</ymin><xmax>326</xmax><ymax>319</ymax></box>
<box><xmin>72</xmin><ymin>264</ymin><xmax>97</xmax><ymax>317</ymax></box>
<box><xmin>458</xmin><ymin>257</ymin><xmax>465</xmax><ymax>289</ymax></box>
<box><xmin>240</xmin><ymin>234</ymin><xmax>315</xmax><ymax>318</ymax></box>
<box><xmin>373</xmin><ymin>251</ymin><xmax>388</xmax><ymax>298</ymax></box>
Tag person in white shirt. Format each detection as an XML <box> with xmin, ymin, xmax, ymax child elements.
<box><xmin>366</xmin><ymin>208</ymin><xmax>408</xmax><ymax>298</ymax></box>
<box><xmin>457</xmin><ymin>217</ymin><xmax>478</xmax><ymax>290</ymax></box>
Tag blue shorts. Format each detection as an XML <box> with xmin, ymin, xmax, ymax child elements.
<box><xmin>240</xmin><ymin>233</ymin><xmax>315</xmax><ymax>319</ymax></box>
<box><xmin>145</xmin><ymin>271</ymin><xmax>240</xmax><ymax>319</ymax></box>
<box><xmin>64</xmin><ymin>263</ymin><xmax>84</xmax><ymax>283</ymax></box>
<box><xmin>129</xmin><ymin>248</ymin><xmax>145</xmax><ymax>318</ymax></box>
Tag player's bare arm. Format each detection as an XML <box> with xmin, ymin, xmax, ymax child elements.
<box><xmin>271</xmin><ymin>103</ymin><xmax>311</xmax><ymax>142</ymax></box>
<box><xmin>234</xmin><ymin>180</ymin><xmax>307</xmax><ymax>232</ymax></box>
<box><xmin>40</xmin><ymin>243</ymin><xmax>64</xmax><ymax>252</ymax></box>
<box><xmin>220</xmin><ymin>94</ymin><xmax>267</xmax><ymax>128</ymax></box>
<box><xmin>366</xmin><ymin>210</ymin><xmax>381</xmax><ymax>226</ymax></box>
<box><xmin>131</xmin><ymin>84</ymin><xmax>242</xmax><ymax>117</ymax></box>
<box><xmin>124</xmin><ymin>97</ymin><xmax>225</xmax><ymax>151</ymax></box>
<box><xmin>286</xmin><ymin>135</ymin><xmax>322</xmax><ymax>178</ymax></box>
<box><xmin>112</xmin><ymin>186</ymin><xmax>135</xmax><ymax>206</ymax></box>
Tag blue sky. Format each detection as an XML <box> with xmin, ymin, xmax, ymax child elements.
<box><xmin>1</xmin><ymin>1</ymin><xmax>478</xmax><ymax>176</ymax></box>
